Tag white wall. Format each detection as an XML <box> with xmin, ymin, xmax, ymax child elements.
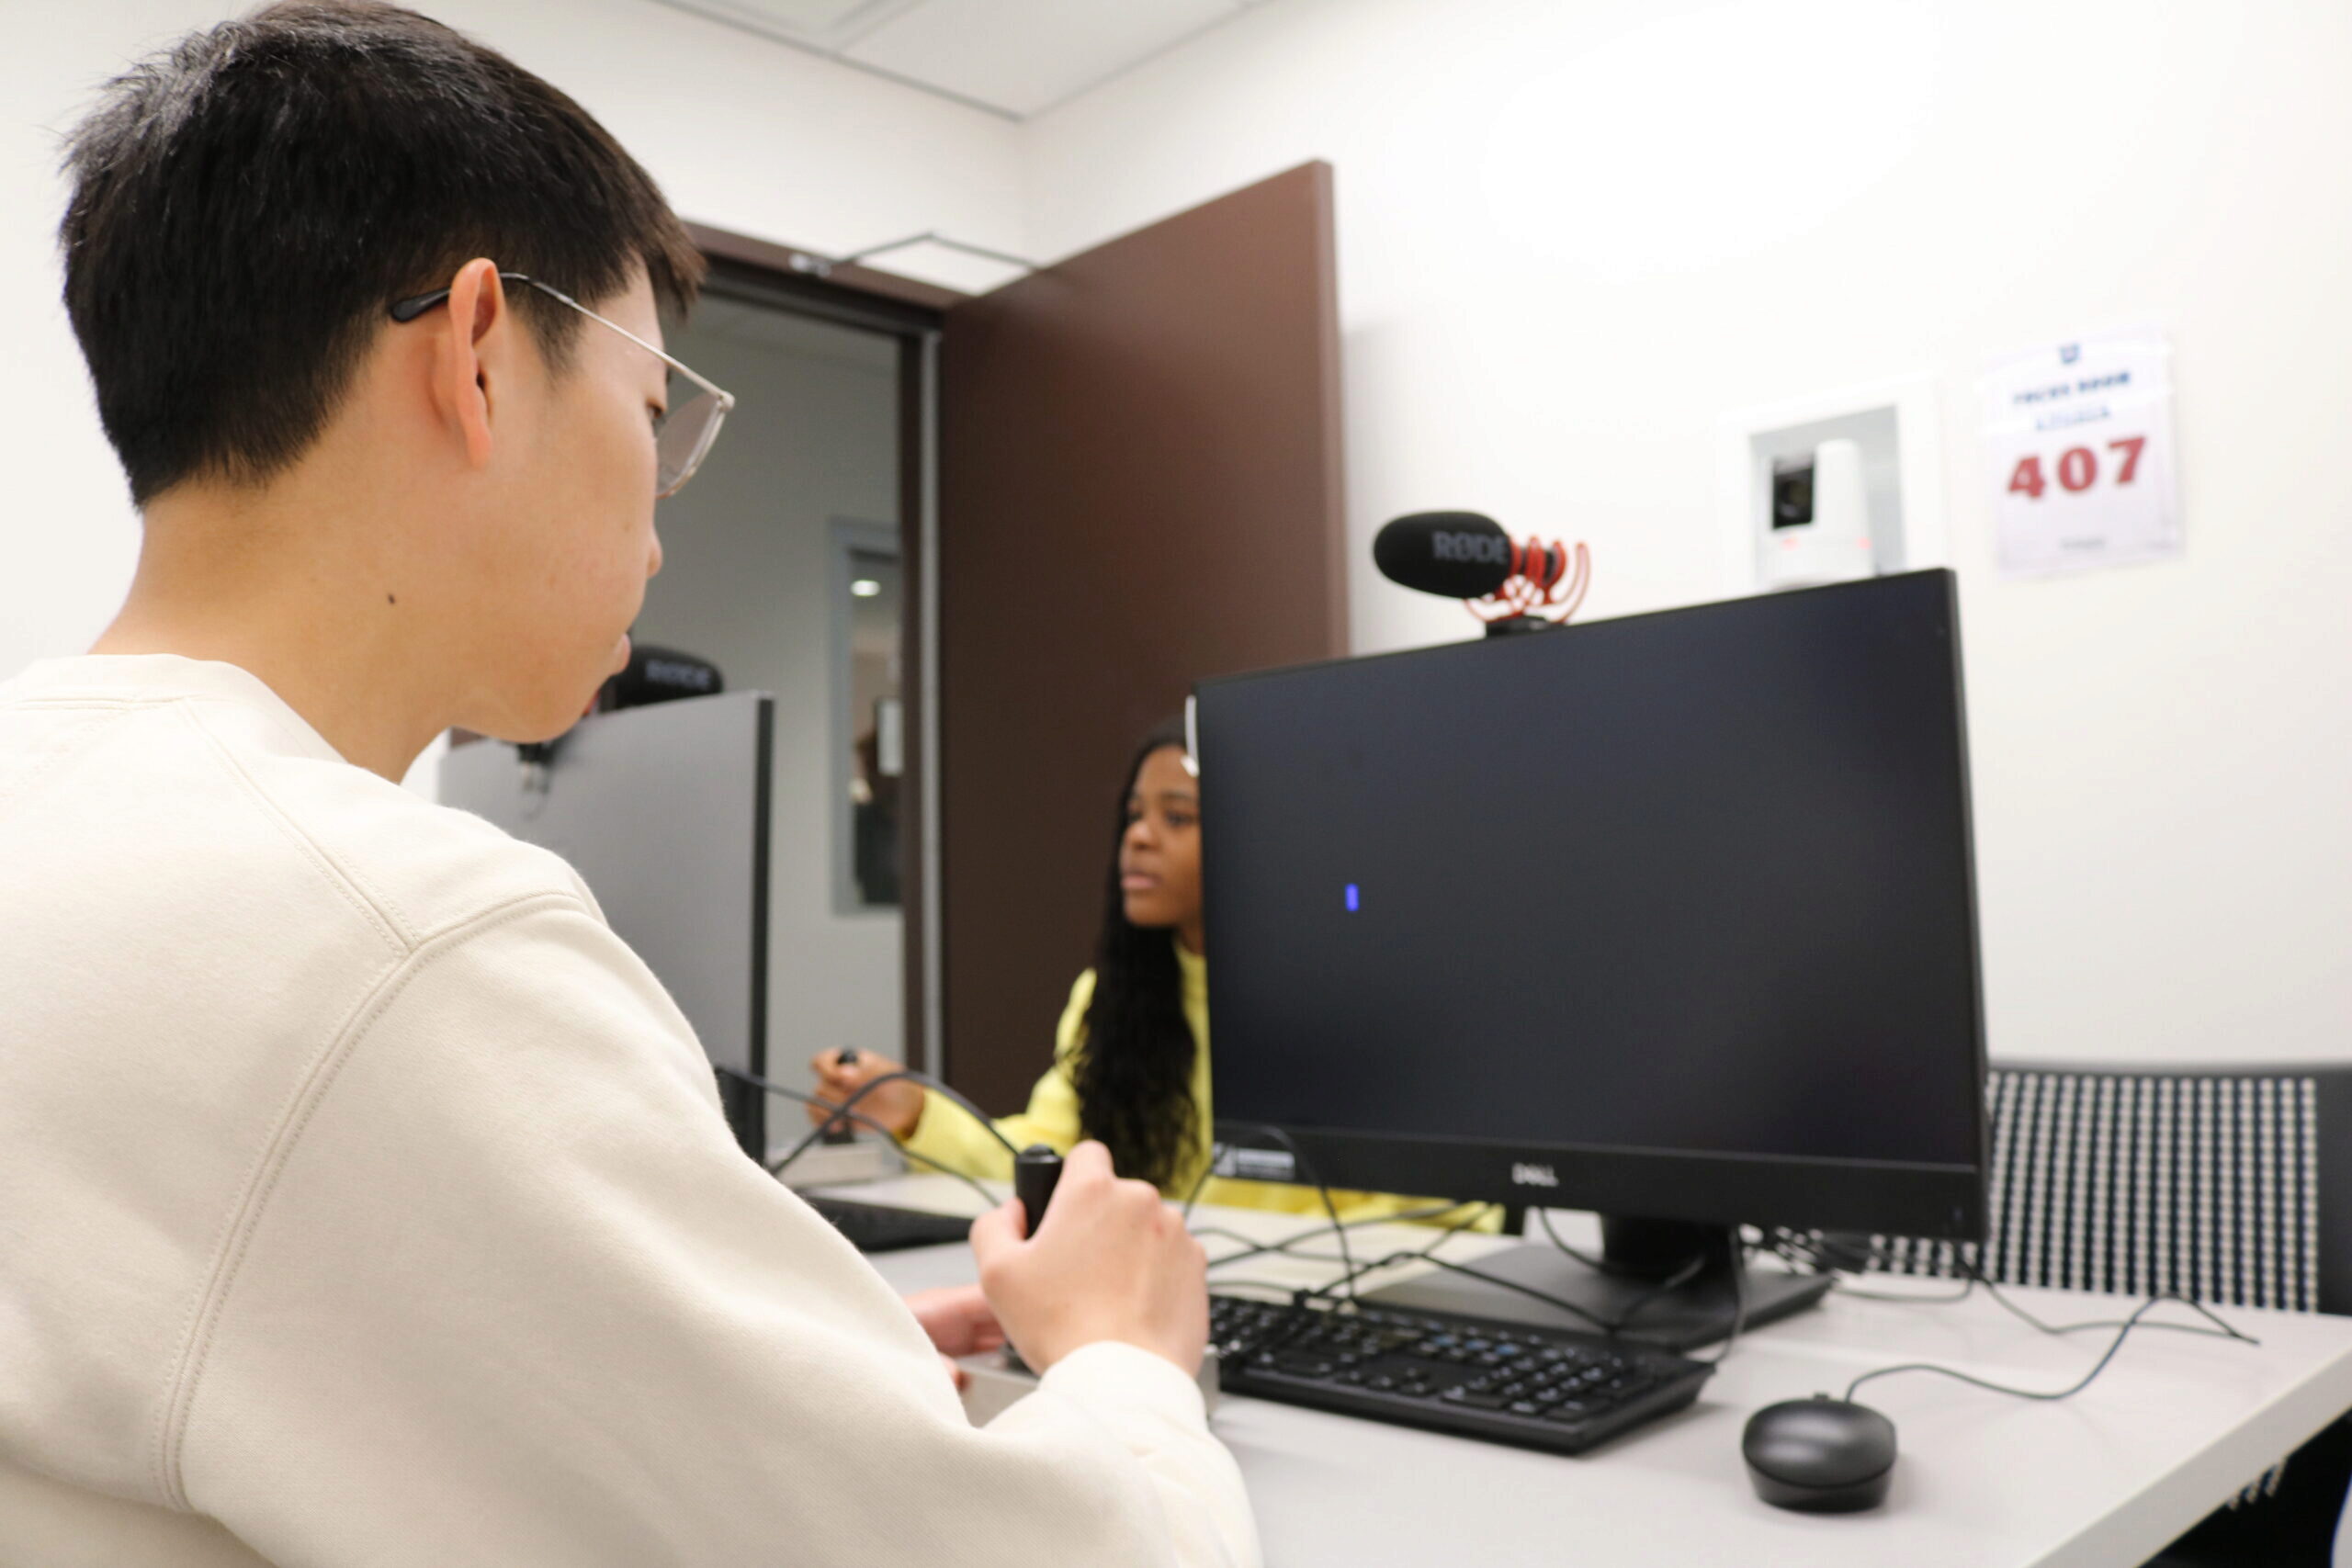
<box><xmin>628</xmin><ymin>301</ymin><xmax>906</xmax><ymax>1079</ymax></box>
<box><xmin>12</xmin><ymin>0</ymin><xmax>2350</xmax><ymax>1072</ymax></box>
<box><xmin>0</xmin><ymin>0</ymin><xmax>1020</xmax><ymax>684</ymax></box>
<box><xmin>1020</xmin><ymin>0</ymin><xmax>2352</xmax><ymax>1066</ymax></box>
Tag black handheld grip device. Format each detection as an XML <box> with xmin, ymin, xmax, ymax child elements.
<box><xmin>820</xmin><ymin>1048</ymin><xmax>863</xmax><ymax>1145</ymax></box>
<box><xmin>1015</xmin><ymin>1145</ymin><xmax>1064</xmax><ymax>1235</ymax></box>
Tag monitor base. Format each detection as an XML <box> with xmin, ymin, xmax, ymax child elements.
<box><xmin>1358</xmin><ymin>1221</ymin><xmax>1831</xmax><ymax>1352</ymax></box>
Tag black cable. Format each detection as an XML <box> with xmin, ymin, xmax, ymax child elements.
<box><xmin>1689</xmin><ymin>1231</ymin><xmax>1751</xmax><ymax>1367</ymax></box>
<box><xmin>1272</xmin><ymin>1208</ymin><xmax>1733</xmax><ymax>1341</ymax></box>
<box><xmin>1196</xmin><ymin>1202</ymin><xmax>1472</xmax><ymax>1272</ymax></box>
<box><xmin>1765</xmin><ymin>1227</ymin><xmax>1982</xmax><ymax>1303</ymax></box>
<box><xmin>1830</xmin><ymin>1275</ymin><xmax>1979</xmax><ymax>1305</ymax></box>
<box><xmin>1207</xmin><ymin>1202</ymin><xmax>1493</xmax><ymax>1274</ymax></box>
<box><xmin>765</xmin><ymin>1066</ymin><xmax>1023</xmax><ymax>1179</ymax></box>
<box><xmin>1962</xmin><ymin>1256</ymin><xmax>2260</xmax><ymax>1349</ymax></box>
<box><xmin>1216</xmin><ymin>1202</ymin><xmax>1499</xmax><ymax>1359</ymax></box>
<box><xmin>1214</xmin><ymin>1121</ymin><xmax>1358</xmax><ymax>1302</ymax></box>
<box><xmin>1763</xmin><ymin>1231</ymin><xmax>2263</xmax><ymax>1406</ymax></box>
<box><xmin>1180</xmin><ymin>1145</ymin><xmax>1220</xmax><ymax>1224</ymax></box>
<box><xmin>1611</xmin><ymin>1251</ymin><xmax>1712</xmax><ymax>1329</ymax></box>
<box><xmin>1774</xmin><ymin>1231</ymin><xmax>2257</xmax><ymax>1346</ymax></box>
<box><xmin>1769</xmin><ymin>1228</ymin><xmax>1898</xmax><ymax>1277</ymax></box>
<box><xmin>717</xmin><ymin>1065</ymin><xmax>1001</xmax><ymax>1211</ymax></box>
<box><xmin>1843</xmin><ymin>1291</ymin><xmax>2256</xmax><ymax>1405</ymax></box>
<box><xmin>1534</xmin><ymin>1209</ymin><xmax>1678</xmax><ymax>1280</ymax></box>
<box><xmin>1220</xmin><ymin>1211</ymin><xmax>1768</xmax><ymax>1359</ymax></box>
<box><xmin>1764</xmin><ymin>1229</ymin><xmax>1976</xmax><ymax>1303</ymax></box>
<box><xmin>1531</xmin><ymin>1209</ymin><xmax>1718</xmax><ymax>1331</ymax></box>
<box><xmin>1298</xmin><ymin>1246</ymin><xmax>1623</xmax><ymax>1335</ymax></box>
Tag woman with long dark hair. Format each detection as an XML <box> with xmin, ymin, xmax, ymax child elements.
<box><xmin>810</xmin><ymin>719</ymin><xmax>1453</xmax><ymax>1220</ymax></box>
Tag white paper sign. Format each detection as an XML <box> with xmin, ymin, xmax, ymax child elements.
<box><xmin>1981</xmin><ymin>330</ymin><xmax>2181</xmax><ymax>578</ymax></box>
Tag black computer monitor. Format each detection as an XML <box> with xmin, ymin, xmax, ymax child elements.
<box><xmin>1193</xmin><ymin>570</ymin><xmax>1986</xmax><ymax>1346</ymax></box>
<box><xmin>440</xmin><ymin>692</ymin><xmax>775</xmax><ymax>1162</ymax></box>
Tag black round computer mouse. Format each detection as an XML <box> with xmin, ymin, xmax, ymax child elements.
<box><xmin>1741</xmin><ymin>1396</ymin><xmax>1897</xmax><ymax>1512</ymax></box>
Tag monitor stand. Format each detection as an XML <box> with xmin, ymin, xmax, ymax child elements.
<box><xmin>1356</xmin><ymin>1215</ymin><xmax>1831</xmax><ymax>1352</ymax></box>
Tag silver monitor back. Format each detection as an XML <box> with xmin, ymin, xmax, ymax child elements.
<box><xmin>438</xmin><ymin>692</ymin><xmax>774</xmax><ymax>1158</ymax></box>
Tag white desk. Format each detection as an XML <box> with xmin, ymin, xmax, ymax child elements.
<box><xmin>829</xmin><ymin>1176</ymin><xmax>2352</xmax><ymax>1568</ymax></box>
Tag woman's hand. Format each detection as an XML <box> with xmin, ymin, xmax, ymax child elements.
<box><xmin>807</xmin><ymin>1048</ymin><xmax>925</xmax><ymax>1139</ymax></box>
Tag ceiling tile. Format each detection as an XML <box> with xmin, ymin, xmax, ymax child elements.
<box><xmin>842</xmin><ymin>0</ymin><xmax>1242</xmax><ymax>118</ymax></box>
<box><xmin>657</xmin><ymin>0</ymin><xmax>923</xmax><ymax>51</ymax></box>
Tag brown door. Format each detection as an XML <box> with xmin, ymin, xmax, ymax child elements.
<box><xmin>938</xmin><ymin>162</ymin><xmax>1349</xmax><ymax>1113</ymax></box>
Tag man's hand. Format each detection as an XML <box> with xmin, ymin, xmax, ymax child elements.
<box><xmin>905</xmin><ymin>1282</ymin><xmax>1004</xmax><ymax>1394</ymax></box>
<box><xmin>806</xmin><ymin>1049</ymin><xmax>924</xmax><ymax>1139</ymax></box>
<box><xmin>905</xmin><ymin>1282</ymin><xmax>1005</xmax><ymax>1359</ymax></box>
<box><xmin>968</xmin><ymin>1141</ymin><xmax>1208</xmax><ymax>1377</ymax></box>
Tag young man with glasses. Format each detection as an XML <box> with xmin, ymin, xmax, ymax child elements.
<box><xmin>0</xmin><ymin>5</ymin><xmax>1253</xmax><ymax>1564</ymax></box>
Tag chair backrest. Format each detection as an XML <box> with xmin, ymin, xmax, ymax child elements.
<box><xmin>1868</xmin><ymin>1062</ymin><xmax>2352</xmax><ymax>1314</ymax></box>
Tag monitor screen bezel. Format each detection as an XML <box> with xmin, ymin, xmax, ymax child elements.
<box><xmin>1193</xmin><ymin>570</ymin><xmax>1989</xmax><ymax>1244</ymax></box>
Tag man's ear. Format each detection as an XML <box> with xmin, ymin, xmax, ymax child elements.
<box><xmin>433</xmin><ymin>259</ymin><xmax>510</xmax><ymax>470</ymax></box>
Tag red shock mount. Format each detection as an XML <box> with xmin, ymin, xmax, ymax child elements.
<box><xmin>1469</xmin><ymin>536</ymin><xmax>1592</xmax><ymax>628</ymax></box>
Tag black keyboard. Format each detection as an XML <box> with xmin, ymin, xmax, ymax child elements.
<box><xmin>1208</xmin><ymin>1292</ymin><xmax>1712</xmax><ymax>1455</ymax></box>
<box><xmin>803</xmin><ymin>1195</ymin><xmax>975</xmax><ymax>1253</ymax></box>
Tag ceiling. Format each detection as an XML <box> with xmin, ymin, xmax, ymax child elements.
<box><xmin>644</xmin><ymin>0</ymin><xmax>1276</xmax><ymax>119</ymax></box>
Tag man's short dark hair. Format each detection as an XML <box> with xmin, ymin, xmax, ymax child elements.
<box><xmin>60</xmin><ymin>1</ymin><xmax>706</xmax><ymax>504</ymax></box>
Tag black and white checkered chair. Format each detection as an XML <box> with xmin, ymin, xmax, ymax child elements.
<box><xmin>1861</xmin><ymin>1062</ymin><xmax>2352</xmax><ymax>1565</ymax></box>
<box><xmin>1871</xmin><ymin>1064</ymin><xmax>2352</xmax><ymax>1311</ymax></box>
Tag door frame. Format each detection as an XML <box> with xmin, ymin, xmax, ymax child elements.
<box><xmin>684</xmin><ymin>221</ymin><xmax>953</xmax><ymax>1080</ymax></box>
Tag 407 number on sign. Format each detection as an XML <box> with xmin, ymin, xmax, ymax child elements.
<box><xmin>2007</xmin><ymin>435</ymin><xmax>2147</xmax><ymax>500</ymax></box>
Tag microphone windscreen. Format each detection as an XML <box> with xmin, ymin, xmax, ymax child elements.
<box><xmin>1374</xmin><ymin>512</ymin><xmax>1514</xmax><ymax>599</ymax></box>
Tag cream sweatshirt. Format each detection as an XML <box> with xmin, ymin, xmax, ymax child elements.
<box><xmin>0</xmin><ymin>655</ymin><xmax>1257</xmax><ymax>1568</ymax></box>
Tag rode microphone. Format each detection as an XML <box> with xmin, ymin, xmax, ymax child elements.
<box><xmin>1375</xmin><ymin>512</ymin><xmax>1519</xmax><ymax>597</ymax></box>
<box><xmin>1374</xmin><ymin>512</ymin><xmax>1591</xmax><ymax>633</ymax></box>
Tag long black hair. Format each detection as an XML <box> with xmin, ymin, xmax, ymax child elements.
<box><xmin>1070</xmin><ymin>717</ymin><xmax>1199</xmax><ymax>1190</ymax></box>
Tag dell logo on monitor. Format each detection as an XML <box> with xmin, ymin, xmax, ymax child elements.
<box><xmin>1510</xmin><ymin>1163</ymin><xmax>1559</xmax><ymax>1188</ymax></box>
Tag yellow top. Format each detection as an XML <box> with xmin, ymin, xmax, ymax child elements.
<box><xmin>904</xmin><ymin>942</ymin><xmax>1492</xmax><ymax>1225</ymax></box>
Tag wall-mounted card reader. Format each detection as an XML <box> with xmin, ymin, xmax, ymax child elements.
<box><xmin>1763</xmin><ymin>437</ymin><xmax>1872</xmax><ymax>589</ymax></box>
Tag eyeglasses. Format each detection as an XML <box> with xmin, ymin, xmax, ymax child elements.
<box><xmin>390</xmin><ymin>271</ymin><xmax>735</xmax><ymax>499</ymax></box>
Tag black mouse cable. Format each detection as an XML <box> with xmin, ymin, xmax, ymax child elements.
<box><xmin>1958</xmin><ymin>1256</ymin><xmax>2264</xmax><ymax>1351</ymax></box>
<box><xmin>1770</xmin><ymin>1232</ymin><xmax>2263</xmax><ymax>1348</ymax></box>
<box><xmin>1840</xmin><ymin>1289</ymin><xmax>2258</xmax><ymax>1407</ymax></box>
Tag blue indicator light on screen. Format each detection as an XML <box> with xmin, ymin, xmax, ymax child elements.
<box><xmin>1345</xmin><ymin>884</ymin><xmax>1361</xmax><ymax>912</ymax></box>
